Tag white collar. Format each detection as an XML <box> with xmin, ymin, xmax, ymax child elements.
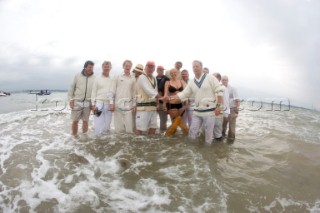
<box><xmin>195</xmin><ymin>73</ymin><xmax>205</xmax><ymax>82</ymax></box>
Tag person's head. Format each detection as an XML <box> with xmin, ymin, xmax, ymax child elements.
<box><xmin>123</xmin><ymin>60</ymin><xmax>133</xmax><ymax>75</ymax></box>
<box><xmin>181</xmin><ymin>69</ymin><xmax>189</xmax><ymax>81</ymax></box>
<box><xmin>213</xmin><ymin>72</ymin><xmax>221</xmax><ymax>81</ymax></box>
<box><xmin>133</xmin><ymin>64</ymin><xmax>144</xmax><ymax>78</ymax></box>
<box><xmin>192</xmin><ymin>60</ymin><xmax>203</xmax><ymax>76</ymax></box>
<box><xmin>174</xmin><ymin>61</ymin><xmax>183</xmax><ymax>70</ymax></box>
<box><xmin>145</xmin><ymin>61</ymin><xmax>155</xmax><ymax>77</ymax></box>
<box><xmin>221</xmin><ymin>75</ymin><xmax>229</xmax><ymax>87</ymax></box>
<box><xmin>83</xmin><ymin>60</ymin><xmax>94</xmax><ymax>76</ymax></box>
<box><xmin>156</xmin><ymin>65</ymin><xmax>165</xmax><ymax>76</ymax></box>
<box><xmin>203</xmin><ymin>67</ymin><xmax>209</xmax><ymax>74</ymax></box>
<box><xmin>169</xmin><ymin>68</ymin><xmax>179</xmax><ymax>80</ymax></box>
<box><xmin>102</xmin><ymin>61</ymin><xmax>112</xmax><ymax>77</ymax></box>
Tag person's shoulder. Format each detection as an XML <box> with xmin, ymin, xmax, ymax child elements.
<box><xmin>74</xmin><ymin>72</ymin><xmax>81</xmax><ymax>77</ymax></box>
<box><xmin>206</xmin><ymin>74</ymin><xmax>215</xmax><ymax>80</ymax></box>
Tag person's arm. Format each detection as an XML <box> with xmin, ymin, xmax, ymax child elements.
<box><xmin>162</xmin><ymin>81</ymin><xmax>170</xmax><ymax>111</ymax></box>
<box><xmin>91</xmin><ymin>78</ymin><xmax>98</xmax><ymax>111</ymax></box>
<box><xmin>211</xmin><ymin>76</ymin><xmax>224</xmax><ymax>116</ymax></box>
<box><xmin>176</xmin><ymin>83</ymin><xmax>192</xmax><ymax>101</ymax></box>
<box><xmin>131</xmin><ymin>79</ymin><xmax>136</xmax><ymax>110</ymax></box>
<box><xmin>233</xmin><ymin>88</ymin><xmax>240</xmax><ymax>113</ymax></box>
<box><xmin>109</xmin><ymin>76</ymin><xmax>117</xmax><ymax>112</ymax></box>
<box><xmin>67</xmin><ymin>75</ymin><xmax>77</xmax><ymax>109</ymax></box>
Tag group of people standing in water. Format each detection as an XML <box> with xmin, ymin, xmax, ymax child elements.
<box><xmin>67</xmin><ymin>60</ymin><xmax>240</xmax><ymax>144</ymax></box>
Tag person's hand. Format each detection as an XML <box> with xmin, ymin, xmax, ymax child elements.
<box><xmin>91</xmin><ymin>105</ymin><xmax>97</xmax><ymax>111</ymax></box>
<box><xmin>234</xmin><ymin>107</ymin><xmax>239</xmax><ymax>117</ymax></box>
<box><xmin>163</xmin><ymin>104</ymin><xmax>167</xmax><ymax>112</ymax></box>
<box><xmin>132</xmin><ymin>106</ymin><xmax>136</xmax><ymax>112</ymax></box>
<box><xmin>109</xmin><ymin>104</ymin><xmax>115</xmax><ymax>112</ymax></box>
<box><xmin>69</xmin><ymin>100</ymin><xmax>74</xmax><ymax>109</ymax></box>
<box><xmin>158</xmin><ymin>96</ymin><xmax>166</xmax><ymax>102</ymax></box>
<box><xmin>214</xmin><ymin>107</ymin><xmax>220</xmax><ymax>116</ymax></box>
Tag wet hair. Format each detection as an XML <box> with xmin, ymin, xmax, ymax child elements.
<box><xmin>181</xmin><ymin>69</ymin><xmax>188</xmax><ymax>73</ymax></box>
<box><xmin>102</xmin><ymin>61</ymin><xmax>112</xmax><ymax>67</ymax></box>
<box><xmin>175</xmin><ymin>61</ymin><xmax>183</xmax><ymax>66</ymax></box>
<box><xmin>192</xmin><ymin>60</ymin><xmax>203</xmax><ymax>68</ymax></box>
<box><xmin>123</xmin><ymin>59</ymin><xmax>133</xmax><ymax>67</ymax></box>
<box><xmin>84</xmin><ymin>60</ymin><xmax>94</xmax><ymax>68</ymax></box>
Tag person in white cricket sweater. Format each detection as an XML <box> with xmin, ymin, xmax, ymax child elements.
<box><xmin>165</xmin><ymin>60</ymin><xmax>224</xmax><ymax>144</ymax></box>
<box><xmin>68</xmin><ymin>60</ymin><xmax>96</xmax><ymax>136</ymax></box>
<box><xmin>109</xmin><ymin>60</ymin><xmax>136</xmax><ymax>133</ymax></box>
<box><xmin>91</xmin><ymin>61</ymin><xmax>113</xmax><ymax>136</ymax></box>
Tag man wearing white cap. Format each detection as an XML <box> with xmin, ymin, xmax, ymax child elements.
<box><xmin>135</xmin><ymin>61</ymin><xmax>160</xmax><ymax>135</ymax></box>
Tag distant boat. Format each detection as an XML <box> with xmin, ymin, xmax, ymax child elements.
<box><xmin>29</xmin><ymin>90</ymin><xmax>52</xmax><ymax>95</ymax></box>
<box><xmin>37</xmin><ymin>90</ymin><xmax>51</xmax><ymax>96</ymax></box>
<box><xmin>0</xmin><ymin>91</ymin><xmax>10</xmax><ymax>97</ymax></box>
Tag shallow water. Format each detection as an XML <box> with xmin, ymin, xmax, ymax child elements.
<box><xmin>0</xmin><ymin>93</ymin><xmax>320</xmax><ymax>212</ymax></box>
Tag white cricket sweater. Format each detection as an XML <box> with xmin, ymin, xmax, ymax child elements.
<box><xmin>91</xmin><ymin>74</ymin><xmax>113</xmax><ymax>105</ymax></box>
<box><xmin>177</xmin><ymin>74</ymin><xmax>224</xmax><ymax>116</ymax></box>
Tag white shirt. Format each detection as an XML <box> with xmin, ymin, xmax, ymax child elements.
<box><xmin>227</xmin><ymin>84</ymin><xmax>240</xmax><ymax>108</ymax></box>
<box><xmin>110</xmin><ymin>74</ymin><xmax>136</xmax><ymax>106</ymax></box>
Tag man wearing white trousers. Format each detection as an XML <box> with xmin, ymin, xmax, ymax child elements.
<box><xmin>212</xmin><ymin>72</ymin><xmax>229</xmax><ymax>141</ymax></box>
<box><xmin>167</xmin><ymin>60</ymin><xmax>224</xmax><ymax>144</ymax></box>
<box><xmin>110</xmin><ymin>60</ymin><xmax>136</xmax><ymax>133</ymax></box>
<box><xmin>91</xmin><ymin>61</ymin><xmax>113</xmax><ymax>136</ymax></box>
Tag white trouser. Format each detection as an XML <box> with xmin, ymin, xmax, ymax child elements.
<box><xmin>189</xmin><ymin>114</ymin><xmax>215</xmax><ymax>144</ymax></box>
<box><xmin>182</xmin><ymin>108</ymin><xmax>193</xmax><ymax>128</ymax></box>
<box><xmin>213</xmin><ymin>114</ymin><xmax>223</xmax><ymax>138</ymax></box>
<box><xmin>114</xmin><ymin>110</ymin><xmax>133</xmax><ymax>133</ymax></box>
<box><xmin>94</xmin><ymin>103</ymin><xmax>112</xmax><ymax>136</ymax></box>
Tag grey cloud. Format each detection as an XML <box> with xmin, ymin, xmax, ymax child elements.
<box><xmin>225</xmin><ymin>0</ymin><xmax>320</xmax><ymax>108</ymax></box>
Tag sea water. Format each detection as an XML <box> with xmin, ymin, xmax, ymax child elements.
<box><xmin>0</xmin><ymin>92</ymin><xmax>319</xmax><ymax>212</ymax></box>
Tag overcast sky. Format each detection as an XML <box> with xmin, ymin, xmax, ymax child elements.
<box><xmin>0</xmin><ymin>0</ymin><xmax>319</xmax><ymax>109</ymax></box>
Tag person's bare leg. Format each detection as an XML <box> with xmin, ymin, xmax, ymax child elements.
<box><xmin>72</xmin><ymin>121</ymin><xmax>78</xmax><ymax>136</ymax></box>
<box><xmin>148</xmin><ymin>128</ymin><xmax>156</xmax><ymax>135</ymax></box>
<box><xmin>169</xmin><ymin>109</ymin><xmax>179</xmax><ymax>121</ymax></box>
<box><xmin>82</xmin><ymin>121</ymin><xmax>88</xmax><ymax>133</ymax></box>
<box><xmin>135</xmin><ymin>129</ymin><xmax>143</xmax><ymax>135</ymax></box>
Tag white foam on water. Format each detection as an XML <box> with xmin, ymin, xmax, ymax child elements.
<box><xmin>1</xmin><ymin>100</ymin><xmax>320</xmax><ymax>212</ymax></box>
<box><xmin>309</xmin><ymin>200</ymin><xmax>320</xmax><ymax>213</ymax></box>
<box><xmin>262</xmin><ymin>196</ymin><xmax>319</xmax><ymax>212</ymax></box>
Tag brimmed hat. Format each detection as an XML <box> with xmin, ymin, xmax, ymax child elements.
<box><xmin>133</xmin><ymin>64</ymin><xmax>144</xmax><ymax>73</ymax></box>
